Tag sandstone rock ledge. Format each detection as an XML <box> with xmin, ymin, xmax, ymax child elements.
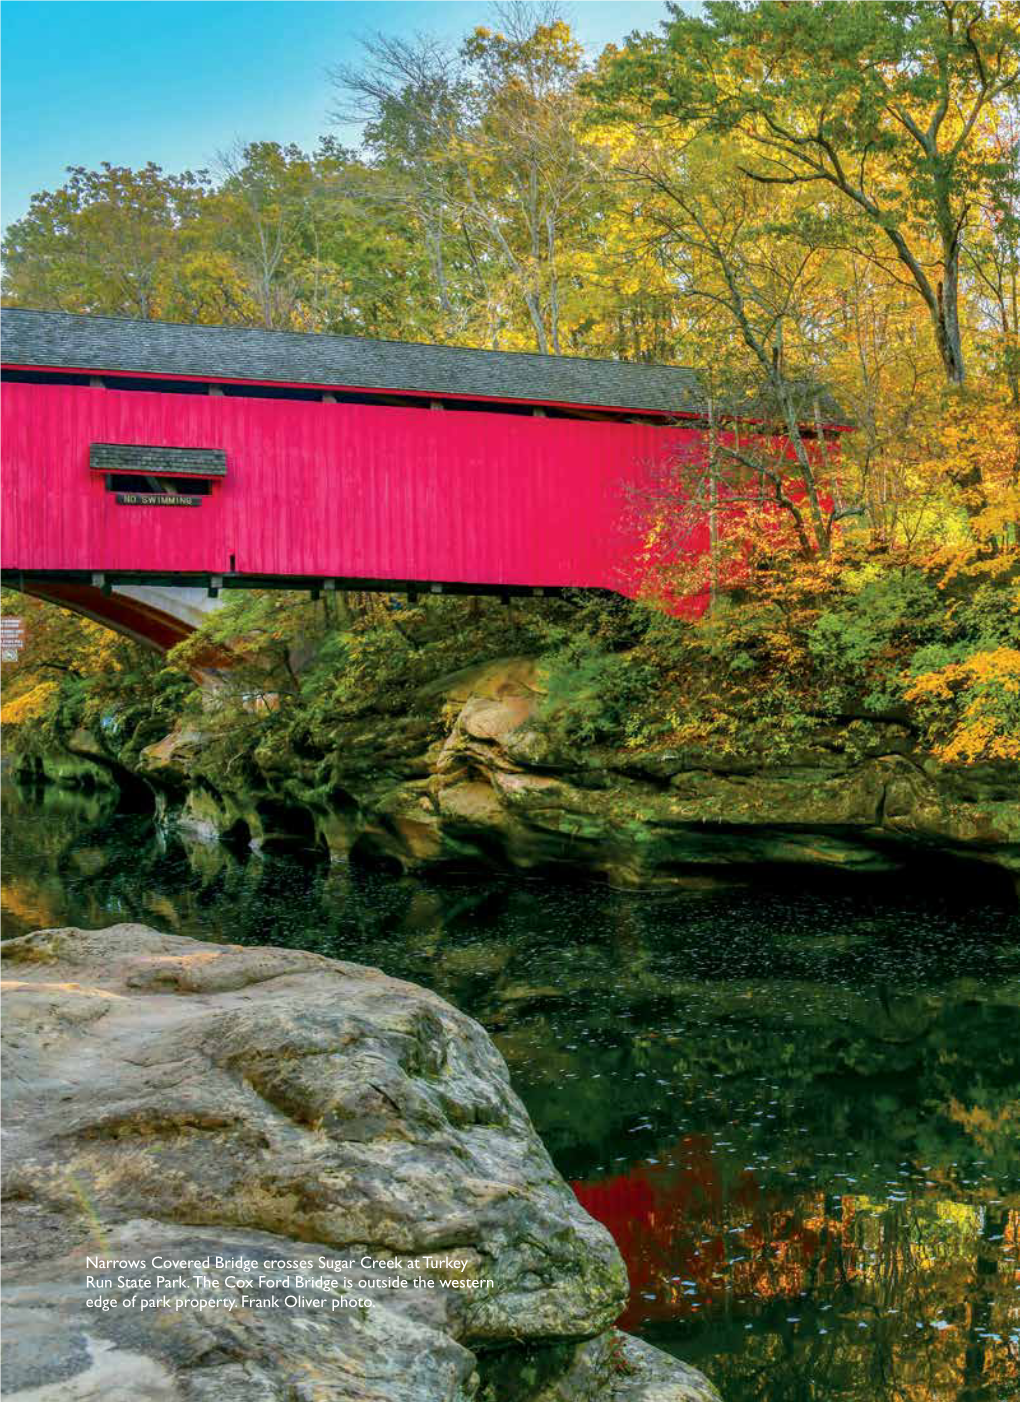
<box><xmin>0</xmin><ymin>925</ymin><xmax>721</xmax><ymax>1402</ymax></box>
<box><xmin>130</xmin><ymin>656</ymin><xmax>1019</xmax><ymax>891</ymax></box>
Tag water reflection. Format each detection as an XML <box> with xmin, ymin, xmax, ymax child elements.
<box><xmin>577</xmin><ymin>1153</ymin><xmax>1019</xmax><ymax>1400</ymax></box>
<box><xmin>2</xmin><ymin>778</ymin><xmax>1018</xmax><ymax>1402</ymax></box>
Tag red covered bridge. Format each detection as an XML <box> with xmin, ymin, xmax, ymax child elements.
<box><xmin>1</xmin><ymin>309</ymin><xmax>847</xmax><ymax>649</ymax></box>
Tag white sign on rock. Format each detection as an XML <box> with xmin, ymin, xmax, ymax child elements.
<box><xmin>1</xmin><ymin>617</ymin><xmax>26</xmax><ymax>661</ymax></box>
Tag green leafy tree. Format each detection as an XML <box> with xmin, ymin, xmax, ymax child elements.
<box><xmin>332</xmin><ymin>3</ymin><xmax>609</xmax><ymax>352</ymax></box>
<box><xmin>1</xmin><ymin>162</ymin><xmax>215</xmax><ymax>318</ymax></box>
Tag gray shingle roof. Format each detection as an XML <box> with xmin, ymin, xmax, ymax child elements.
<box><xmin>2</xmin><ymin>308</ymin><xmax>706</xmax><ymax>414</ymax></box>
<box><xmin>89</xmin><ymin>444</ymin><xmax>227</xmax><ymax>477</ymax></box>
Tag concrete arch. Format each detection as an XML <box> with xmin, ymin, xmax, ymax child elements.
<box><xmin>17</xmin><ymin>579</ymin><xmax>223</xmax><ymax>654</ymax></box>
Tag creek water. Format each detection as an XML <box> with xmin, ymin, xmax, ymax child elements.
<box><xmin>2</xmin><ymin>775</ymin><xmax>1019</xmax><ymax>1402</ymax></box>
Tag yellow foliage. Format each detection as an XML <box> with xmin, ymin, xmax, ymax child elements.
<box><xmin>904</xmin><ymin>647</ymin><xmax>1020</xmax><ymax>763</ymax></box>
<box><xmin>1</xmin><ymin>679</ymin><xmax>58</xmax><ymax>725</ymax></box>
<box><xmin>947</xmin><ymin>1096</ymin><xmax>1020</xmax><ymax>1155</ymax></box>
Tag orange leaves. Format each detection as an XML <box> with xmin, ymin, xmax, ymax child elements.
<box><xmin>905</xmin><ymin>646</ymin><xmax>1020</xmax><ymax>763</ymax></box>
<box><xmin>906</xmin><ymin>381</ymin><xmax>1020</xmax><ymax>565</ymax></box>
<box><xmin>0</xmin><ymin>680</ymin><xmax>58</xmax><ymax>726</ymax></box>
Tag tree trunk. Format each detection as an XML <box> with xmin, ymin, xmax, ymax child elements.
<box><xmin>708</xmin><ymin>393</ymin><xmax>719</xmax><ymax>611</ymax></box>
<box><xmin>776</xmin><ymin>379</ymin><xmax>829</xmax><ymax>555</ymax></box>
<box><xmin>935</xmin><ymin>190</ymin><xmax>966</xmax><ymax>384</ymax></box>
<box><xmin>935</xmin><ymin>269</ymin><xmax>966</xmax><ymax>385</ymax></box>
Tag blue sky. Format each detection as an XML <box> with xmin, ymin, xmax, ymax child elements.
<box><xmin>1</xmin><ymin>1</ymin><xmax>674</xmax><ymax>234</ymax></box>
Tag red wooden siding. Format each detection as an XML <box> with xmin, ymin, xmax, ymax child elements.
<box><xmin>1</xmin><ymin>382</ymin><xmax>708</xmax><ymax>594</ymax></box>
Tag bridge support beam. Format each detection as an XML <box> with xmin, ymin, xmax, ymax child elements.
<box><xmin>2</xmin><ymin>570</ymin><xmax>575</xmax><ymax>653</ymax></box>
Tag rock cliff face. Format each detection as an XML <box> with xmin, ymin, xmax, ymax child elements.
<box><xmin>0</xmin><ymin>924</ymin><xmax>720</xmax><ymax>1402</ymax></box>
<box><xmin>133</xmin><ymin>658</ymin><xmax>1019</xmax><ymax>892</ymax></box>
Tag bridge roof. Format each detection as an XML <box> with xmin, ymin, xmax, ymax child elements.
<box><xmin>3</xmin><ymin>308</ymin><xmax>708</xmax><ymax>416</ymax></box>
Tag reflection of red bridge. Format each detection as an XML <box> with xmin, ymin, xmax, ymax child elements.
<box><xmin>572</xmin><ymin>1136</ymin><xmax>858</xmax><ymax>1329</ymax></box>
<box><xmin>1</xmin><ymin>310</ymin><xmax>848</xmax><ymax>649</ymax></box>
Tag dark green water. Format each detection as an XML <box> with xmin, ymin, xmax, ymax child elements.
<box><xmin>3</xmin><ymin>776</ymin><xmax>1019</xmax><ymax>1402</ymax></box>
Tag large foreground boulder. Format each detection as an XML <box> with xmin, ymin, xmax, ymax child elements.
<box><xmin>0</xmin><ymin>925</ymin><xmax>721</xmax><ymax>1402</ymax></box>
